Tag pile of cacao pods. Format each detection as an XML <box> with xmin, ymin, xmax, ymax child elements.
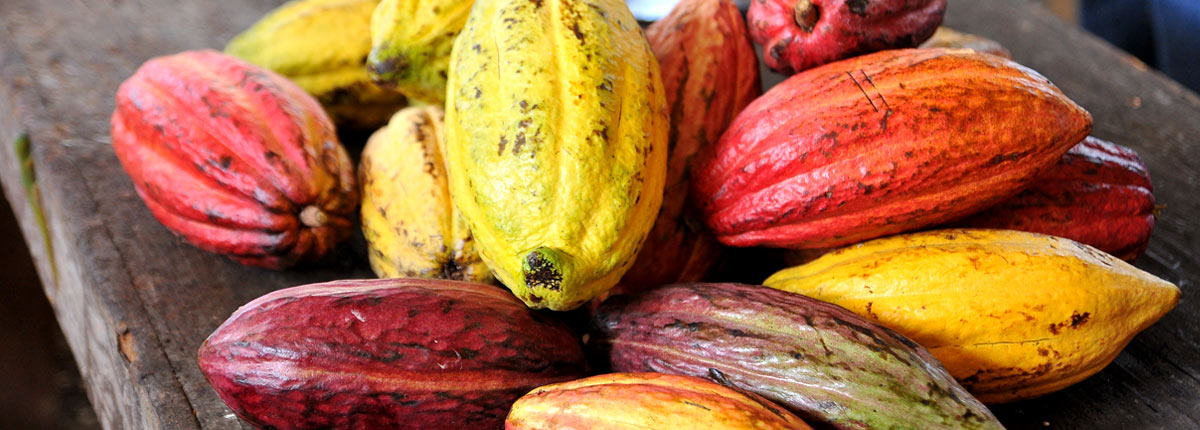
<box><xmin>109</xmin><ymin>0</ymin><xmax>1180</xmax><ymax>428</ymax></box>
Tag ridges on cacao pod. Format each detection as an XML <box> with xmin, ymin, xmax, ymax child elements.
<box><xmin>610</xmin><ymin>0</ymin><xmax>761</xmax><ymax>297</ymax></box>
<box><xmin>954</xmin><ymin>136</ymin><xmax>1156</xmax><ymax>262</ymax></box>
<box><xmin>445</xmin><ymin>0</ymin><xmax>669</xmax><ymax>310</ymax></box>
<box><xmin>590</xmin><ymin>282</ymin><xmax>1003</xmax><ymax>430</ymax></box>
<box><xmin>198</xmin><ymin>278</ymin><xmax>587</xmax><ymax>430</ymax></box>
<box><xmin>764</xmin><ymin>228</ymin><xmax>1181</xmax><ymax>403</ymax></box>
<box><xmin>367</xmin><ymin>0</ymin><xmax>473</xmax><ymax>104</ymax></box>
<box><xmin>360</xmin><ymin>106</ymin><xmax>493</xmax><ymax>282</ymax></box>
<box><xmin>507</xmin><ymin>372</ymin><xmax>813</xmax><ymax>430</ymax></box>
<box><xmin>110</xmin><ymin>50</ymin><xmax>357</xmax><ymax>269</ymax></box>
<box><xmin>748</xmin><ymin>0</ymin><xmax>947</xmax><ymax>74</ymax></box>
<box><xmin>692</xmin><ymin>48</ymin><xmax>1092</xmax><ymax>250</ymax></box>
<box><xmin>226</xmin><ymin>0</ymin><xmax>408</xmax><ymax>129</ymax></box>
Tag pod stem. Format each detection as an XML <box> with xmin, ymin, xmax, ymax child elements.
<box><xmin>794</xmin><ymin>0</ymin><xmax>819</xmax><ymax>32</ymax></box>
<box><xmin>299</xmin><ymin>205</ymin><xmax>328</xmax><ymax>228</ymax></box>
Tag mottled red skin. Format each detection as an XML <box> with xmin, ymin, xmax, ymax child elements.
<box><xmin>748</xmin><ymin>0</ymin><xmax>946</xmax><ymax>74</ymax></box>
<box><xmin>692</xmin><ymin>48</ymin><xmax>1092</xmax><ymax>249</ymax></box>
<box><xmin>198</xmin><ymin>278</ymin><xmax>586</xmax><ymax>430</ymax></box>
<box><xmin>110</xmin><ymin>50</ymin><xmax>357</xmax><ymax>269</ymax></box>
<box><xmin>612</xmin><ymin>0</ymin><xmax>760</xmax><ymax>296</ymax></box>
<box><xmin>956</xmin><ymin>136</ymin><xmax>1155</xmax><ymax>261</ymax></box>
<box><xmin>589</xmin><ymin>283</ymin><xmax>1000</xmax><ymax>430</ymax></box>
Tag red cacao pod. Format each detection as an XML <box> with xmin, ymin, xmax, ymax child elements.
<box><xmin>590</xmin><ymin>283</ymin><xmax>1002</xmax><ymax>430</ymax></box>
<box><xmin>956</xmin><ymin>136</ymin><xmax>1156</xmax><ymax>261</ymax></box>
<box><xmin>612</xmin><ymin>0</ymin><xmax>761</xmax><ymax>295</ymax></box>
<box><xmin>748</xmin><ymin>0</ymin><xmax>946</xmax><ymax>74</ymax></box>
<box><xmin>111</xmin><ymin>50</ymin><xmax>357</xmax><ymax>269</ymax></box>
<box><xmin>198</xmin><ymin>278</ymin><xmax>587</xmax><ymax>430</ymax></box>
<box><xmin>692</xmin><ymin>48</ymin><xmax>1092</xmax><ymax>249</ymax></box>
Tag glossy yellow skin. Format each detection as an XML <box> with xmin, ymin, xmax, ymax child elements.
<box><xmin>360</xmin><ymin>107</ymin><xmax>492</xmax><ymax>283</ymax></box>
<box><xmin>367</xmin><ymin>0</ymin><xmax>473</xmax><ymax>104</ymax></box>
<box><xmin>765</xmin><ymin>229</ymin><xmax>1181</xmax><ymax>403</ymax></box>
<box><xmin>445</xmin><ymin>0</ymin><xmax>668</xmax><ymax>310</ymax></box>
<box><xmin>226</xmin><ymin>0</ymin><xmax>407</xmax><ymax>128</ymax></box>
<box><xmin>507</xmin><ymin>373</ymin><xmax>812</xmax><ymax>430</ymax></box>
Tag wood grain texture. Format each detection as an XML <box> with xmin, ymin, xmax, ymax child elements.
<box><xmin>0</xmin><ymin>1</ymin><xmax>1196</xmax><ymax>429</ymax></box>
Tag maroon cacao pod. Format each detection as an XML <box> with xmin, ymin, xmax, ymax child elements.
<box><xmin>748</xmin><ymin>0</ymin><xmax>946</xmax><ymax>74</ymax></box>
<box><xmin>198</xmin><ymin>278</ymin><xmax>586</xmax><ymax>430</ymax></box>
<box><xmin>956</xmin><ymin>136</ymin><xmax>1156</xmax><ymax>261</ymax></box>
<box><xmin>612</xmin><ymin>0</ymin><xmax>761</xmax><ymax>296</ymax></box>
<box><xmin>692</xmin><ymin>48</ymin><xmax>1092</xmax><ymax>249</ymax></box>
<box><xmin>111</xmin><ymin>50</ymin><xmax>357</xmax><ymax>269</ymax></box>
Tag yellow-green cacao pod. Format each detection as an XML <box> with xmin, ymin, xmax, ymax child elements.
<box><xmin>360</xmin><ymin>106</ymin><xmax>493</xmax><ymax>283</ymax></box>
<box><xmin>445</xmin><ymin>0</ymin><xmax>669</xmax><ymax>310</ymax></box>
<box><xmin>226</xmin><ymin>0</ymin><xmax>408</xmax><ymax>129</ymax></box>
<box><xmin>367</xmin><ymin>0</ymin><xmax>473</xmax><ymax>104</ymax></box>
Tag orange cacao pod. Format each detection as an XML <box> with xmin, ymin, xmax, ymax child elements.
<box><xmin>956</xmin><ymin>136</ymin><xmax>1156</xmax><ymax>261</ymax></box>
<box><xmin>692</xmin><ymin>48</ymin><xmax>1092</xmax><ymax>249</ymax></box>
<box><xmin>199</xmin><ymin>278</ymin><xmax>587</xmax><ymax>430</ymax></box>
<box><xmin>612</xmin><ymin>0</ymin><xmax>761</xmax><ymax>295</ymax></box>
<box><xmin>110</xmin><ymin>50</ymin><xmax>357</xmax><ymax>269</ymax></box>
<box><xmin>506</xmin><ymin>372</ymin><xmax>812</xmax><ymax>430</ymax></box>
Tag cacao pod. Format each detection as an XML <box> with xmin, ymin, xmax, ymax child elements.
<box><xmin>955</xmin><ymin>136</ymin><xmax>1156</xmax><ymax>262</ymax></box>
<box><xmin>198</xmin><ymin>278</ymin><xmax>587</xmax><ymax>429</ymax></box>
<box><xmin>360</xmin><ymin>106</ymin><xmax>493</xmax><ymax>282</ymax></box>
<box><xmin>748</xmin><ymin>0</ymin><xmax>946</xmax><ymax>74</ymax></box>
<box><xmin>764</xmin><ymin>229</ymin><xmax>1181</xmax><ymax>403</ymax></box>
<box><xmin>692</xmin><ymin>48</ymin><xmax>1092</xmax><ymax>249</ymax></box>
<box><xmin>110</xmin><ymin>50</ymin><xmax>357</xmax><ymax>269</ymax></box>
<box><xmin>612</xmin><ymin>0</ymin><xmax>761</xmax><ymax>296</ymax></box>
<box><xmin>591</xmin><ymin>282</ymin><xmax>1002</xmax><ymax>430</ymax></box>
<box><xmin>445</xmin><ymin>0</ymin><xmax>669</xmax><ymax>310</ymax></box>
<box><xmin>507</xmin><ymin>372</ymin><xmax>813</xmax><ymax>430</ymax></box>
<box><xmin>367</xmin><ymin>0</ymin><xmax>473</xmax><ymax>104</ymax></box>
<box><xmin>226</xmin><ymin>0</ymin><xmax>408</xmax><ymax>129</ymax></box>
<box><xmin>919</xmin><ymin>27</ymin><xmax>1012</xmax><ymax>58</ymax></box>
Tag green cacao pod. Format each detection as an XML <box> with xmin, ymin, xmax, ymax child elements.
<box><xmin>590</xmin><ymin>282</ymin><xmax>1003</xmax><ymax>430</ymax></box>
<box><xmin>226</xmin><ymin>0</ymin><xmax>408</xmax><ymax>129</ymax></box>
<box><xmin>445</xmin><ymin>0</ymin><xmax>669</xmax><ymax>310</ymax></box>
<box><xmin>367</xmin><ymin>0</ymin><xmax>473</xmax><ymax>104</ymax></box>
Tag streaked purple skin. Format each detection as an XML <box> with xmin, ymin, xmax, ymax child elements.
<box><xmin>590</xmin><ymin>282</ymin><xmax>1003</xmax><ymax>430</ymax></box>
<box><xmin>198</xmin><ymin>278</ymin><xmax>586</xmax><ymax>430</ymax></box>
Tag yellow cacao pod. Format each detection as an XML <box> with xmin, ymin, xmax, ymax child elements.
<box><xmin>226</xmin><ymin>0</ymin><xmax>407</xmax><ymax>129</ymax></box>
<box><xmin>360</xmin><ymin>106</ymin><xmax>492</xmax><ymax>283</ymax></box>
<box><xmin>367</xmin><ymin>0</ymin><xmax>473</xmax><ymax>104</ymax></box>
<box><xmin>445</xmin><ymin>0</ymin><xmax>669</xmax><ymax>310</ymax></box>
<box><xmin>764</xmin><ymin>229</ymin><xmax>1180</xmax><ymax>404</ymax></box>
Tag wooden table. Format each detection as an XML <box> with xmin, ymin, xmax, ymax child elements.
<box><xmin>1</xmin><ymin>0</ymin><xmax>1196</xmax><ymax>428</ymax></box>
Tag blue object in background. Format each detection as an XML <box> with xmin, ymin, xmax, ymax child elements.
<box><xmin>1083</xmin><ymin>0</ymin><xmax>1200</xmax><ymax>93</ymax></box>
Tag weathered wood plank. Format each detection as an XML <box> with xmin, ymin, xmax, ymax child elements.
<box><xmin>0</xmin><ymin>0</ymin><xmax>1196</xmax><ymax>429</ymax></box>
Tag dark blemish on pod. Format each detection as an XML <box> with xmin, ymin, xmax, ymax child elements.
<box><xmin>523</xmin><ymin>248</ymin><xmax>563</xmax><ymax>291</ymax></box>
<box><xmin>498</xmin><ymin>135</ymin><xmax>509</xmax><ymax>155</ymax></box>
